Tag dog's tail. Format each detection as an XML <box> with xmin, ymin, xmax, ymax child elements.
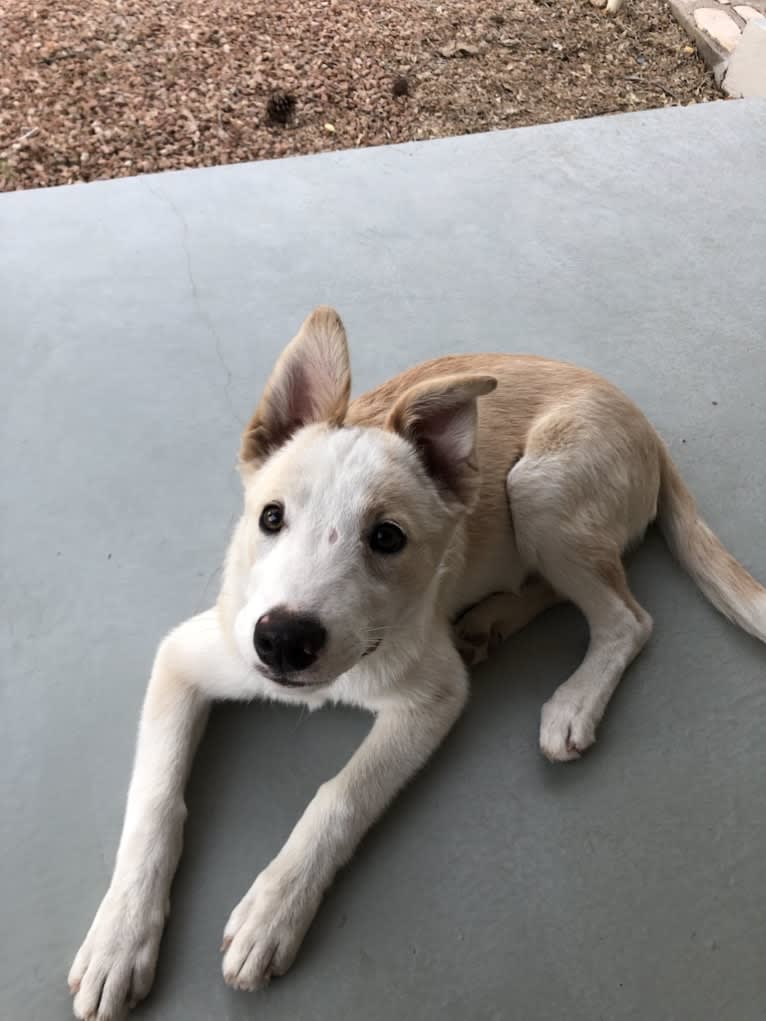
<box><xmin>657</xmin><ymin>443</ymin><xmax>766</xmax><ymax>642</ymax></box>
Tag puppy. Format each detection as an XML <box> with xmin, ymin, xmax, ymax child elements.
<box><xmin>69</xmin><ymin>307</ymin><xmax>764</xmax><ymax>1019</ymax></box>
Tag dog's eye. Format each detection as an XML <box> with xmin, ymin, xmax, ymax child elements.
<box><xmin>369</xmin><ymin>521</ymin><xmax>406</xmax><ymax>555</ymax></box>
<box><xmin>259</xmin><ymin>502</ymin><xmax>285</xmax><ymax>534</ymax></box>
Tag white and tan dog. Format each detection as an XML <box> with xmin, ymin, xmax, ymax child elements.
<box><xmin>69</xmin><ymin>307</ymin><xmax>764</xmax><ymax>1019</ymax></box>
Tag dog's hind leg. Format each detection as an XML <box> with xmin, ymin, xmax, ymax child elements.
<box><xmin>454</xmin><ymin>580</ymin><xmax>563</xmax><ymax>667</ymax></box>
<box><xmin>532</xmin><ymin>552</ymin><xmax>652</xmax><ymax>761</ymax></box>
<box><xmin>507</xmin><ymin>398</ymin><xmax>657</xmax><ymax>761</ymax></box>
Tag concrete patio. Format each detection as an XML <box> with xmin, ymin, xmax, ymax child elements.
<box><xmin>1</xmin><ymin>98</ymin><xmax>765</xmax><ymax>1021</ymax></box>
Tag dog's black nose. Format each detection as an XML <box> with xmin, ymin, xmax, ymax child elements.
<box><xmin>254</xmin><ymin>609</ymin><xmax>327</xmax><ymax>673</ymax></box>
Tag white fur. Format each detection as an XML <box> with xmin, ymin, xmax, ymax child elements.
<box><xmin>68</xmin><ymin>413</ymin><xmax>471</xmax><ymax>1018</ymax></box>
<box><xmin>69</xmin><ymin>600</ymin><xmax>467</xmax><ymax>1016</ymax></box>
<box><xmin>232</xmin><ymin>425</ymin><xmax>453</xmax><ymax>697</ymax></box>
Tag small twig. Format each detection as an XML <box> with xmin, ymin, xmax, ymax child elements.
<box><xmin>624</xmin><ymin>74</ymin><xmax>679</xmax><ymax>101</ymax></box>
<box><xmin>39</xmin><ymin>47</ymin><xmax>90</xmax><ymax>65</ymax></box>
<box><xmin>0</xmin><ymin>126</ymin><xmax>39</xmax><ymax>159</ymax></box>
<box><xmin>654</xmin><ymin>83</ymin><xmax>679</xmax><ymax>101</ymax></box>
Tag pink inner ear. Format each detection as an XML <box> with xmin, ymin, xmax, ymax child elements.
<box><xmin>258</xmin><ymin>362</ymin><xmax>317</xmax><ymax>457</ymax></box>
<box><xmin>281</xmin><ymin>353</ymin><xmax>344</xmax><ymax>429</ymax></box>
<box><xmin>282</xmin><ymin>362</ymin><xmax>315</xmax><ymax>425</ymax></box>
<box><xmin>414</xmin><ymin>400</ymin><xmax>477</xmax><ymax>499</ymax></box>
<box><xmin>418</xmin><ymin>401</ymin><xmax>475</xmax><ymax>459</ymax></box>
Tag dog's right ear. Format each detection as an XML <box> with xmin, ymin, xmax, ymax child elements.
<box><xmin>386</xmin><ymin>373</ymin><xmax>497</xmax><ymax>508</ymax></box>
<box><xmin>240</xmin><ymin>307</ymin><xmax>351</xmax><ymax>468</ymax></box>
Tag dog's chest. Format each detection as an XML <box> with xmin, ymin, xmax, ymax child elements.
<box><xmin>447</xmin><ymin>519</ymin><xmax>525</xmax><ymax>618</ymax></box>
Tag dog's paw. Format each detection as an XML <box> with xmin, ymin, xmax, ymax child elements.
<box><xmin>539</xmin><ymin>694</ymin><xmax>597</xmax><ymax>763</ymax></box>
<box><xmin>453</xmin><ymin>609</ymin><xmax>505</xmax><ymax>667</ymax></box>
<box><xmin>454</xmin><ymin>629</ymin><xmax>491</xmax><ymax>667</ymax></box>
<box><xmin>68</xmin><ymin>890</ymin><xmax>164</xmax><ymax>1020</ymax></box>
<box><xmin>222</xmin><ymin>865</ymin><xmax>320</xmax><ymax>992</ymax></box>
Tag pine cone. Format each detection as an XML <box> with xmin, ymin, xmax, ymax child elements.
<box><xmin>266</xmin><ymin>91</ymin><xmax>296</xmax><ymax>126</ymax></box>
<box><xmin>392</xmin><ymin>75</ymin><xmax>410</xmax><ymax>98</ymax></box>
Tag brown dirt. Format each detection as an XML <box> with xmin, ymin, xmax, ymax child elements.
<box><xmin>0</xmin><ymin>0</ymin><xmax>722</xmax><ymax>193</ymax></box>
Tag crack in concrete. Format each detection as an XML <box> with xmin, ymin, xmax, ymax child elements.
<box><xmin>143</xmin><ymin>179</ymin><xmax>240</xmax><ymax>427</ymax></box>
<box><xmin>196</xmin><ymin>508</ymin><xmax>240</xmax><ymax>610</ymax></box>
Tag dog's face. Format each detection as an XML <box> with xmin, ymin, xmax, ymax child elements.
<box><xmin>230</xmin><ymin>308</ymin><xmax>496</xmax><ymax>693</ymax></box>
<box><xmin>234</xmin><ymin>424</ymin><xmax>456</xmax><ymax>689</ymax></box>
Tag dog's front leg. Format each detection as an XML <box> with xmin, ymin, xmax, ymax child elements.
<box><xmin>222</xmin><ymin>643</ymin><xmax>469</xmax><ymax>991</ymax></box>
<box><xmin>68</xmin><ymin>609</ymin><xmax>239</xmax><ymax>1021</ymax></box>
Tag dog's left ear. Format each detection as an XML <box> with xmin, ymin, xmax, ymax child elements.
<box><xmin>240</xmin><ymin>306</ymin><xmax>351</xmax><ymax>467</ymax></box>
<box><xmin>386</xmin><ymin>373</ymin><xmax>497</xmax><ymax>507</ymax></box>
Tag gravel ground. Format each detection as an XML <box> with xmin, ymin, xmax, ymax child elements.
<box><xmin>1</xmin><ymin>0</ymin><xmax>722</xmax><ymax>192</ymax></box>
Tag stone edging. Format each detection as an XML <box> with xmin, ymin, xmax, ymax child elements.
<box><xmin>667</xmin><ymin>0</ymin><xmax>766</xmax><ymax>96</ymax></box>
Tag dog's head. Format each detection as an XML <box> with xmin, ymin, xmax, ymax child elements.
<box><xmin>230</xmin><ymin>307</ymin><xmax>496</xmax><ymax>692</ymax></box>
